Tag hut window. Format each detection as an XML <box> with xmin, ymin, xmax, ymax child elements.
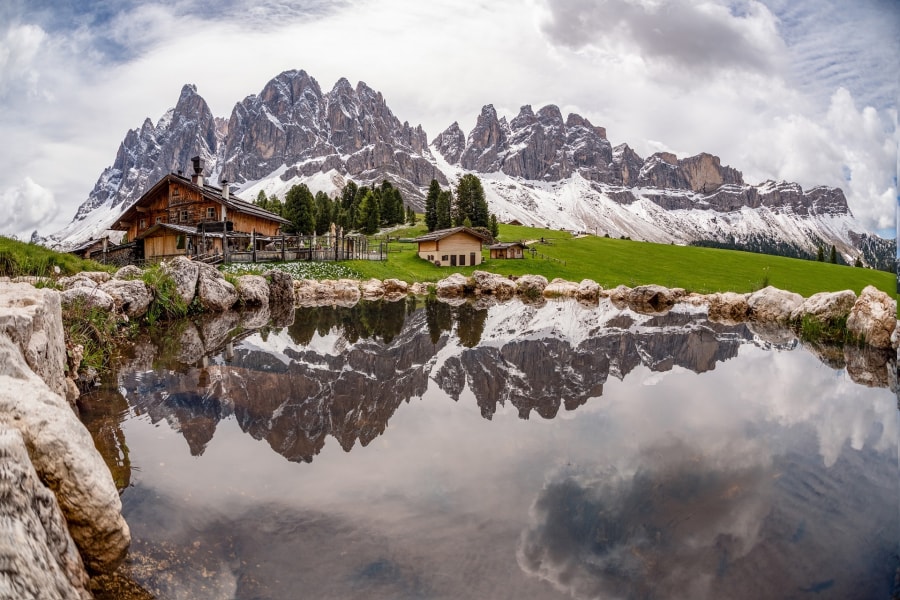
<box><xmin>176</xmin><ymin>235</ymin><xmax>185</xmax><ymax>250</ymax></box>
<box><xmin>139</xmin><ymin>218</ymin><xmax>146</xmax><ymax>229</ymax></box>
<box><xmin>206</xmin><ymin>207</ymin><xmax>216</xmax><ymax>220</ymax></box>
<box><xmin>441</xmin><ymin>255</ymin><xmax>448</xmax><ymax>262</ymax></box>
<box><xmin>180</xmin><ymin>210</ymin><xmax>188</xmax><ymax>222</ymax></box>
<box><xmin>156</xmin><ymin>216</ymin><xmax>164</xmax><ymax>224</ymax></box>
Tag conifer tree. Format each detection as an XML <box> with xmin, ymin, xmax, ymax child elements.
<box><xmin>816</xmin><ymin>246</ymin><xmax>824</xmax><ymax>261</ymax></box>
<box><xmin>406</xmin><ymin>206</ymin><xmax>416</xmax><ymax>225</ymax></box>
<box><xmin>455</xmin><ymin>174</ymin><xmax>489</xmax><ymax>228</ymax></box>
<box><xmin>284</xmin><ymin>184</ymin><xmax>316</xmax><ymax>235</ymax></box>
<box><xmin>489</xmin><ymin>214</ymin><xmax>499</xmax><ymax>238</ymax></box>
<box><xmin>436</xmin><ymin>190</ymin><xmax>452</xmax><ymax>230</ymax></box>
<box><xmin>356</xmin><ymin>189</ymin><xmax>380</xmax><ymax>234</ymax></box>
<box><xmin>829</xmin><ymin>245</ymin><xmax>837</xmax><ymax>264</ymax></box>
<box><xmin>425</xmin><ymin>179</ymin><xmax>440</xmax><ymax>232</ymax></box>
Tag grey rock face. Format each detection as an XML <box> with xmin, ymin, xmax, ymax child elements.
<box><xmin>73</xmin><ymin>84</ymin><xmax>218</xmax><ymax>222</ymax></box>
<box><xmin>221</xmin><ymin>70</ymin><xmax>444</xmax><ymax>203</ymax></box>
<box><xmin>100</xmin><ymin>279</ymin><xmax>153</xmax><ymax>319</ymax></box>
<box><xmin>235</xmin><ymin>275</ymin><xmax>269</xmax><ymax>307</ymax></box>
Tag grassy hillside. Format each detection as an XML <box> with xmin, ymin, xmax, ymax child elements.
<box><xmin>0</xmin><ymin>236</ymin><xmax>111</xmax><ymax>277</ymax></box>
<box><xmin>346</xmin><ymin>224</ymin><xmax>896</xmax><ymax>298</ymax></box>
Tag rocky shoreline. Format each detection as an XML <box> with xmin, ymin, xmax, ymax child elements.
<box><xmin>0</xmin><ymin>263</ymin><xmax>896</xmax><ymax>598</ymax></box>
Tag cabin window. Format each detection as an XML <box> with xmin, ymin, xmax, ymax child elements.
<box><xmin>172</xmin><ymin>188</ymin><xmax>180</xmax><ymax>197</ymax></box>
<box><xmin>176</xmin><ymin>235</ymin><xmax>185</xmax><ymax>250</ymax></box>
<box><xmin>139</xmin><ymin>218</ymin><xmax>146</xmax><ymax>229</ymax></box>
<box><xmin>156</xmin><ymin>216</ymin><xmax>164</xmax><ymax>224</ymax></box>
<box><xmin>180</xmin><ymin>210</ymin><xmax>188</xmax><ymax>223</ymax></box>
<box><xmin>206</xmin><ymin>207</ymin><xmax>216</xmax><ymax>220</ymax></box>
<box><xmin>441</xmin><ymin>255</ymin><xmax>448</xmax><ymax>262</ymax></box>
<box><xmin>470</xmin><ymin>252</ymin><xmax>476</xmax><ymax>265</ymax></box>
<box><xmin>459</xmin><ymin>254</ymin><xmax>466</xmax><ymax>266</ymax></box>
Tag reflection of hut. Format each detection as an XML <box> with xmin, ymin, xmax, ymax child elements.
<box><xmin>489</xmin><ymin>241</ymin><xmax>527</xmax><ymax>259</ymax></box>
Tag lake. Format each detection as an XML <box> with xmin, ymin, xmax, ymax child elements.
<box><xmin>81</xmin><ymin>297</ymin><xmax>899</xmax><ymax>599</ymax></box>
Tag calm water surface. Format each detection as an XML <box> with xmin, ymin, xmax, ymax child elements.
<box><xmin>82</xmin><ymin>298</ymin><xmax>899</xmax><ymax>599</ymax></box>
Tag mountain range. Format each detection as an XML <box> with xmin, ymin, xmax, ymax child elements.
<box><xmin>42</xmin><ymin>69</ymin><xmax>893</xmax><ymax>269</ymax></box>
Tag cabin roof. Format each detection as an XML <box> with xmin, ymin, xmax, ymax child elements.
<box><xmin>114</xmin><ymin>173</ymin><xmax>291</xmax><ymax>229</ymax></box>
<box><xmin>413</xmin><ymin>226</ymin><xmax>491</xmax><ymax>243</ymax></box>
<box><xmin>488</xmin><ymin>241</ymin><xmax>527</xmax><ymax>250</ymax></box>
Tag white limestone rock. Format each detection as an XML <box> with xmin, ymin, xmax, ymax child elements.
<box><xmin>789</xmin><ymin>289</ymin><xmax>857</xmax><ymax>323</ymax></box>
<box><xmin>0</xmin><ymin>426</ymin><xmax>91</xmax><ymax>600</ymax></box>
<box><xmin>161</xmin><ymin>256</ymin><xmax>200</xmax><ymax>305</ymax></box>
<box><xmin>100</xmin><ymin>279</ymin><xmax>153</xmax><ymax>319</ymax></box>
<box><xmin>196</xmin><ymin>263</ymin><xmax>238</xmax><ymax>312</ymax></box>
<box><xmin>0</xmin><ymin>336</ymin><xmax>130</xmax><ymax>574</ymax></box>
<box><xmin>847</xmin><ymin>286</ymin><xmax>897</xmax><ymax>349</ymax></box>
<box><xmin>236</xmin><ymin>275</ymin><xmax>269</xmax><ymax>307</ymax></box>
<box><xmin>747</xmin><ymin>286</ymin><xmax>803</xmax><ymax>324</ymax></box>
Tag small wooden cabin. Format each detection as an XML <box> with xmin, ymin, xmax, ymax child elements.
<box><xmin>414</xmin><ymin>227</ymin><xmax>490</xmax><ymax>267</ymax></box>
<box><xmin>489</xmin><ymin>241</ymin><xmax>527</xmax><ymax>259</ymax></box>
<box><xmin>111</xmin><ymin>156</ymin><xmax>289</xmax><ymax>262</ymax></box>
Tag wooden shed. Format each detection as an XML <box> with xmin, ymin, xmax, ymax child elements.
<box><xmin>489</xmin><ymin>241</ymin><xmax>527</xmax><ymax>259</ymax></box>
<box><xmin>413</xmin><ymin>227</ymin><xmax>490</xmax><ymax>267</ymax></box>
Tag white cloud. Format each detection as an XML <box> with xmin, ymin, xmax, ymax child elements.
<box><xmin>0</xmin><ymin>23</ymin><xmax>45</xmax><ymax>99</ymax></box>
<box><xmin>0</xmin><ymin>177</ymin><xmax>58</xmax><ymax>239</ymax></box>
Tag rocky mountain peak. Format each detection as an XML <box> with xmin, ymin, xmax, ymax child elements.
<box><xmin>433</xmin><ymin>122</ymin><xmax>466</xmax><ymax>164</ymax></box>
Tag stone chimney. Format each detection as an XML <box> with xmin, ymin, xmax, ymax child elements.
<box><xmin>221</xmin><ymin>179</ymin><xmax>229</xmax><ymax>200</ymax></box>
<box><xmin>191</xmin><ymin>156</ymin><xmax>204</xmax><ymax>187</ymax></box>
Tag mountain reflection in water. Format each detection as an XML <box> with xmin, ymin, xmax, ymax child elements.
<box><xmin>84</xmin><ymin>298</ymin><xmax>899</xmax><ymax>600</ymax></box>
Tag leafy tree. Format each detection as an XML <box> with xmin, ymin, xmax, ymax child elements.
<box><xmin>829</xmin><ymin>245</ymin><xmax>837</xmax><ymax>264</ymax></box>
<box><xmin>284</xmin><ymin>184</ymin><xmax>316</xmax><ymax>235</ymax></box>
<box><xmin>436</xmin><ymin>190</ymin><xmax>453</xmax><ymax>230</ymax></box>
<box><xmin>425</xmin><ymin>179</ymin><xmax>440</xmax><ymax>232</ymax></box>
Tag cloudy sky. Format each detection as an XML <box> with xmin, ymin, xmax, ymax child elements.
<box><xmin>0</xmin><ymin>0</ymin><xmax>897</xmax><ymax>240</ymax></box>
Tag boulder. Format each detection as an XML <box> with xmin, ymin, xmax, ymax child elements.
<box><xmin>100</xmin><ymin>279</ymin><xmax>153</xmax><ymax>319</ymax></box>
<box><xmin>240</xmin><ymin>304</ymin><xmax>271</xmax><ymax>330</ymax></box>
<box><xmin>361</xmin><ymin>278</ymin><xmax>386</xmax><ymax>299</ymax></box>
<box><xmin>161</xmin><ymin>256</ymin><xmax>199</xmax><ymax>305</ymax></box>
<box><xmin>0</xmin><ymin>426</ymin><xmax>91</xmax><ymax>599</ymax></box>
<box><xmin>606</xmin><ymin>285</ymin><xmax>631</xmax><ymax>306</ymax></box>
<box><xmin>74</xmin><ymin>271</ymin><xmax>110</xmax><ymax>285</ymax></box>
<box><xmin>747</xmin><ymin>286</ymin><xmax>803</xmax><ymax>324</ymax></box>
<box><xmin>707</xmin><ymin>292</ymin><xmax>750</xmax><ymax>323</ymax></box>
<box><xmin>0</xmin><ymin>335</ymin><xmax>130</xmax><ymax>573</ymax></box>
<box><xmin>543</xmin><ymin>278</ymin><xmax>579</xmax><ymax>298</ymax></box>
<box><xmin>235</xmin><ymin>275</ymin><xmax>269</xmax><ymax>307</ymax></box>
<box><xmin>263</xmin><ymin>269</ymin><xmax>294</xmax><ymax>307</ymax></box>
<box><xmin>516</xmin><ymin>274</ymin><xmax>548</xmax><ymax>298</ymax></box>
<box><xmin>625</xmin><ymin>285</ymin><xmax>684</xmax><ymax>314</ymax></box>
<box><xmin>844</xmin><ymin>345</ymin><xmax>892</xmax><ymax>389</ymax></box>
<box><xmin>174</xmin><ymin>321</ymin><xmax>205</xmax><ymax>365</ymax></box>
<box><xmin>196</xmin><ymin>263</ymin><xmax>238</xmax><ymax>312</ymax></box>
<box><xmin>472</xmin><ymin>271</ymin><xmax>516</xmax><ymax>299</ymax></box>
<box><xmin>112</xmin><ymin>265</ymin><xmax>143</xmax><ymax>281</ymax></box>
<box><xmin>789</xmin><ymin>289</ymin><xmax>856</xmax><ymax>323</ymax></box>
<box><xmin>0</xmin><ymin>283</ymin><xmax>68</xmax><ymax>399</ymax></box>
<box><xmin>436</xmin><ymin>273</ymin><xmax>470</xmax><ymax>298</ymax></box>
<box><xmin>846</xmin><ymin>285</ymin><xmax>897</xmax><ymax>349</ymax></box>
<box><xmin>383</xmin><ymin>278</ymin><xmax>410</xmax><ymax>299</ymax></box>
<box><xmin>333</xmin><ymin>279</ymin><xmax>362</xmax><ymax>303</ymax></box>
<box><xmin>198</xmin><ymin>310</ymin><xmax>240</xmax><ymax>353</ymax></box>
<box><xmin>59</xmin><ymin>286</ymin><xmax>115</xmax><ymax>313</ymax></box>
<box><xmin>576</xmin><ymin>279</ymin><xmax>601</xmax><ymax>303</ymax></box>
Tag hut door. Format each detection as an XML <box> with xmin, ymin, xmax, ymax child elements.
<box><xmin>470</xmin><ymin>252</ymin><xmax>476</xmax><ymax>265</ymax></box>
<box><xmin>450</xmin><ymin>255</ymin><xmax>457</xmax><ymax>267</ymax></box>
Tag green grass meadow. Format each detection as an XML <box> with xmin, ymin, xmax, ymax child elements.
<box><xmin>348</xmin><ymin>223</ymin><xmax>896</xmax><ymax>298</ymax></box>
